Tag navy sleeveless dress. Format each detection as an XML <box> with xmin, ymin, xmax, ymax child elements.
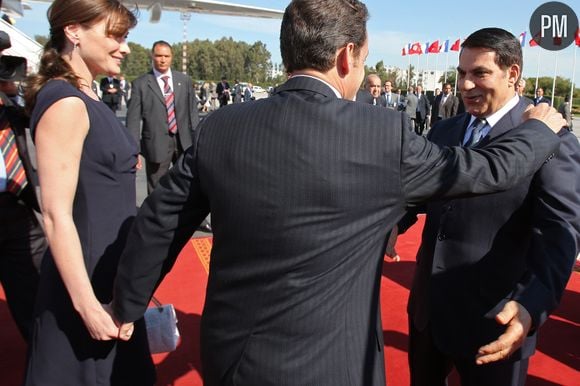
<box><xmin>25</xmin><ymin>80</ymin><xmax>155</xmax><ymax>386</ymax></box>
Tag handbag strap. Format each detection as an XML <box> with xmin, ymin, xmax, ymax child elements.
<box><xmin>151</xmin><ymin>295</ymin><xmax>163</xmax><ymax>308</ymax></box>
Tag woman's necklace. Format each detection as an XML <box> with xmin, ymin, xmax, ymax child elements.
<box><xmin>79</xmin><ymin>79</ymin><xmax>100</xmax><ymax>100</ymax></box>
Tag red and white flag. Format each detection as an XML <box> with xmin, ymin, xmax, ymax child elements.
<box><xmin>450</xmin><ymin>38</ymin><xmax>460</xmax><ymax>51</ymax></box>
<box><xmin>409</xmin><ymin>42</ymin><xmax>423</xmax><ymax>55</ymax></box>
<box><xmin>427</xmin><ymin>40</ymin><xmax>440</xmax><ymax>53</ymax></box>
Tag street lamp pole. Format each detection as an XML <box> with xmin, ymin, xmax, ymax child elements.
<box><xmin>180</xmin><ymin>12</ymin><xmax>191</xmax><ymax>74</ymax></box>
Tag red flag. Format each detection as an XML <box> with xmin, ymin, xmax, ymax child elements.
<box><xmin>402</xmin><ymin>47</ymin><xmax>407</xmax><ymax>56</ymax></box>
<box><xmin>409</xmin><ymin>42</ymin><xmax>423</xmax><ymax>55</ymax></box>
<box><xmin>450</xmin><ymin>38</ymin><xmax>460</xmax><ymax>51</ymax></box>
<box><xmin>427</xmin><ymin>40</ymin><xmax>440</xmax><ymax>53</ymax></box>
<box><xmin>575</xmin><ymin>28</ymin><xmax>580</xmax><ymax>46</ymax></box>
<box><xmin>529</xmin><ymin>32</ymin><xmax>540</xmax><ymax>47</ymax></box>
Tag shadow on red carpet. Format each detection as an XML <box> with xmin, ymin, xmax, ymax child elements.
<box><xmin>1</xmin><ymin>216</ymin><xmax>578</xmax><ymax>385</ymax></box>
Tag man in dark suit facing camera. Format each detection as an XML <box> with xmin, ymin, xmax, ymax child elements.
<box><xmin>112</xmin><ymin>2</ymin><xmax>566</xmax><ymax>385</ymax></box>
<box><xmin>401</xmin><ymin>28</ymin><xmax>579</xmax><ymax>386</ymax></box>
<box><xmin>431</xmin><ymin>82</ymin><xmax>459</xmax><ymax>126</ymax></box>
<box><xmin>99</xmin><ymin>75</ymin><xmax>121</xmax><ymax>112</ymax></box>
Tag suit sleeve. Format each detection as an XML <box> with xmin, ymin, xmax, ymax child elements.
<box><xmin>451</xmin><ymin>96</ymin><xmax>459</xmax><ymax>116</ymax></box>
<box><xmin>125</xmin><ymin>80</ymin><xmax>142</xmax><ymax>151</ymax></box>
<box><xmin>112</xmin><ymin>136</ymin><xmax>210</xmax><ymax>322</ymax></box>
<box><xmin>187</xmin><ymin>77</ymin><xmax>200</xmax><ymax>134</ymax></box>
<box><xmin>397</xmin><ymin>122</ymin><xmax>444</xmax><ymax>233</ymax></box>
<box><xmin>400</xmin><ymin>114</ymin><xmax>560</xmax><ymax>205</ymax></box>
<box><xmin>99</xmin><ymin>78</ymin><xmax>107</xmax><ymax>94</ymax></box>
<box><xmin>511</xmin><ymin>131</ymin><xmax>580</xmax><ymax>328</ymax></box>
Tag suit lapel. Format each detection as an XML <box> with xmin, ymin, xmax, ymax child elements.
<box><xmin>455</xmin><ymin>114</ymin><xmax>472</xmax><ymax>146</ymax></box>
<box><xmin>147</xmin><ymin>71</ymin><xmax>165</xmax><ymax>105</ymax></box>
<box><xmin>172</xmin><ymin>73</ymin><xmax>185</xmax><ymax>108</ymax></box>
<box><xmin>477</xmin><ymin>99</ymin><xmax>527</xmax><ymax>147</ymax></box>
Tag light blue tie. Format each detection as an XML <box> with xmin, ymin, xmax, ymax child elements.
<box><xmin>464</xmin><ymin>118</ymin><xmax>486</xmax><ymax>147</ymax></box>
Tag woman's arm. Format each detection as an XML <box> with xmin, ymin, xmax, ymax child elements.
<box><xmin>36</xmin><ymin>96</ymin><xmax>118</xmax><ymax>340</ymax></box>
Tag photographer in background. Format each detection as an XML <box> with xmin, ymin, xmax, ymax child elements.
<box><xmin>0</xmin><ymin>30</ymin><xmax>46</xmax><ymax>343</ymax></box>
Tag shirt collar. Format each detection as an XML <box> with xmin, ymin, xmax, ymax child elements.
<box><xmin>468</xmin><ymin>94</ymin><xmax>519</xmax><ymax>129</ymax></box>
<box><xmin>153</xmin><ymin>68</ymin><xmax>173</xmax><ymax>80</ymax></box>
<box><xmin>290</xmin><ymin>74</ymin><xmax>342</xmax><ymax>99</ymax></box>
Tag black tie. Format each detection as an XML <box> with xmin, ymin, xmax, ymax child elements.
<box><xmin>464</xmin><ymin>118</ymin><xmax>486</xmax><ymax>147</ymax></box>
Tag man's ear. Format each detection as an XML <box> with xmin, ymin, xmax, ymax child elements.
<box><xmin>336</xmin><ymin>46</ymin><xmax>349</xmax><ymax>77</ymax></box>
<box><xmin>336</xmin><ymin>43</ymin><xmax>356</xmax><ymax>77</ymax></box>
<box><xmin>508</xmin><ymin>64</ymin><xmax>521</xmax><ymax>87</ymax></box>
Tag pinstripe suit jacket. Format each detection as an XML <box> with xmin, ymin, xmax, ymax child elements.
<box><xmin>406</xmin><ymin>99</ymin><xmax>580</xmax><ymax>361</ymax></box>
<box><xmin>114</xmin><ymin>76</ymin><xmax>560</xmax><ymax>386</ymax></box>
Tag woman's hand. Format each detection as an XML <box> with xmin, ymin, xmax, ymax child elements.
<box><xmin>78</xmin><ymin>301</ymin><xmax>120</xmax><ymax>341</ymax></box>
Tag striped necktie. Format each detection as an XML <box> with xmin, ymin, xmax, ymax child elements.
<box><xmin>0</xmin><ymin>122</ymin><xmax>27</xmax><ymax>196</ymax></box>
<box><xmin>464</xmin><ymin>118</ymin><xmax>487</xmax><ymax>147</ymax></box>
<box><xmin>161</xmin><ymin>76</ymin><xmax>177</xmax><ymax>134</ymax></box>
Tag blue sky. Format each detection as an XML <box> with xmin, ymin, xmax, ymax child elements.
<box><xmin>12</xmin><ymin>0</ymin><xmax>580</xmax><ymax>82</ymax></box>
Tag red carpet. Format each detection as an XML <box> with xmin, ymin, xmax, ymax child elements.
<box><xmin>1</xmin><ymin>217</ymin><xmax>579</xmax><ymax>385</ymax></box>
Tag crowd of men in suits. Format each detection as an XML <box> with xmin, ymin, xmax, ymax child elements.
<box><xmin>359</xmin><ymin>74</ymin><xmax>461</xmax><ymax>136</ymax></box>
<box><xmin>109</xmin><ymin>2</ymin><xmax>576</xmax><ymax>385</ymax></box>
<box><xmin>1</xmin><ymin>1</ymin><xmax>578</xmax><ymax>386</ymax></box>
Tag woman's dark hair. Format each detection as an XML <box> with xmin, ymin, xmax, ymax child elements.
<box><xmin>25</xmin><ymin>0</ymin><xmax>137</xmax><ymax>113</ymax></box>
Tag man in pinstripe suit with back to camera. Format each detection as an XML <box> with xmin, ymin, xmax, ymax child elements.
<box><xmin>112</xmin><ymin>1</ymin><xmax>566</xmax><ymax>385</ymax></box>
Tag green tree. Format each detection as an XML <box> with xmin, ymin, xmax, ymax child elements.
<box><xmin>121</xmin><ymin>42</ymin><xmax>150</xmax><ymax>80</ymax></box>
<box><xmin>34</xmin><ymin>35</ymin><xmax>49</xmax><ymax>47</ymax></box>
<box><xmin>244</xmin><ymin>42</ymin><xmax>271</xmax><ymax>84</ymax></box>
<box><xmin>123</xmin><ymin>38</ymin><xmax>273</xmax><ymax>85</ymax></box>
<box><xmin>438</xmin><ymin>66</ymin><xmax>456</xmax><ymax>87</ymax></box>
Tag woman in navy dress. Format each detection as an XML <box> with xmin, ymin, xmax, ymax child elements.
<box><xmin>23</xmin><ymin>1</ymin><xmax>155</xmax><ymax>385</ymax></box>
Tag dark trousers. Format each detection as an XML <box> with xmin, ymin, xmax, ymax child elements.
<box><xmin>104</xmin><ymin>101</ymin><xmax>118</xmax><ymax>112</ymax></box>
<box><xmin>409</xmin><ymin>320</ymin><xmax>529</xmax><ymax>386</ymax></box>
<box><xmin>0</xmin><ymin>193</ymin><xmax>46</xmax><ymax>342</ymax></box>
<box><xmin>384</xmin><ymin>225</ymin><xmax>398</xmax><ymax>258</ymax></box>
<box><xmin>431</xmin><ymin>116</ymin><xmax>443</xmax><ymax>127</ymax></box>
<box><xmin>415</xmin><ymin>112</ymin><xmax>426</xmax><ymax>136</ymax></box>
<box><xmin>145</xmin><ymin>134</ymin><xmax>182</xmax><ymax>194</ymax></box>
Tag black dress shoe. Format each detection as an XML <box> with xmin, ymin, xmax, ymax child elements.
<box><xmin>198</xmin><ymin>221</ymin><xmax>212</xmax><ymax>233</ymax></box>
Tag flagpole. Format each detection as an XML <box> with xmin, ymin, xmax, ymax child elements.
<box><xmin>444</xmin><ymin>49</ymin><xmax>449</xmax><ymax>84</ymax></box>
<box><xmin>435</xmin><ymin>44</ymin><xmax>440</xmax><ymax>91</ymax></box>
<box><xmin>416</xmin><ymin>53</ymin><xmax>420</xmax><ymax>86</ymax></box>
<box><xmin>551</xmin><ymin>51</ymin><xmax>558</xmax><ymax>107</ymax></box>
<box><xmin>535</xmin><ymin>49</ymin><xmax>540</xmax><ymax>92</ymax></box>
<box><xmin>425</xmin><ymin>49</ymin><xmax>430</xmax><ymax>88</ymax></box>
<box><xmin>451</xmin><ymin>37</ymin><xmax>460</xmax><ymax>94</ymax></box>
<box><xmin>407</xmin><ymin>49</ymin><xmax>411</xmax><ymax>88</ymax></box>
<box><xmin>570</xmin><ymin>43</ymin><xmax>577</xmax><ymax>109</ymax></box>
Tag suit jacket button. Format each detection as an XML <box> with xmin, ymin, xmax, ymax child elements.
<box><xmin>437</xmin><ymin>233</ymin><xmax>447</xmax><ymax>241</ymax></box>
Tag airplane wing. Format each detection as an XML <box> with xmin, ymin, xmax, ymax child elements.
<box><xmin>1</xmin><ymin>0</ymin><xmax>31</xmax><ymax>19</ymax></box>
<box><xmin>3</xmin><ymin>1</ymin><xmax>284</xmax><ymax>22</ymax></box>
<box><xmin>137</xmin><ymin>0</ymin><xmax>284</xmax><ymax>19</ymax></box>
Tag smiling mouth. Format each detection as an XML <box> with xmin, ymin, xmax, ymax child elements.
<box><xmin>463</xmin><ymin>95</ymin><xmax>481</xmax><ymax>103</ymax></box>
